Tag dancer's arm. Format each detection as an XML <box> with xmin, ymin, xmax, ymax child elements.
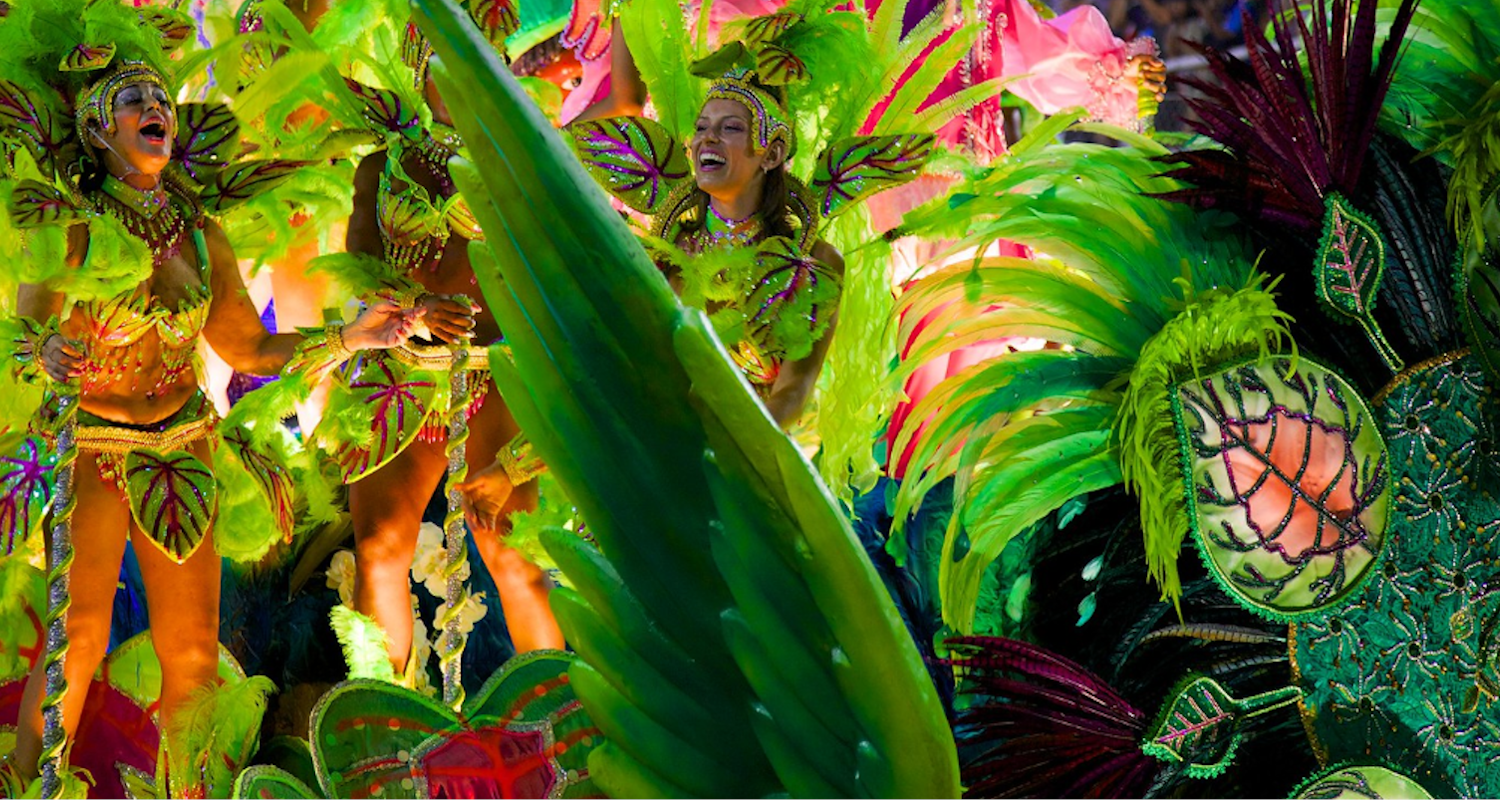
<box><xmin>571</xmin><ymin>20</ymin><xmax>646</xmax><ymax>122</ymax></box>
<box><xmin>201</xmin><ymin>218</ymin><xmax>416</xmax><ymax>375</ymax></box>
<box><xmin>764</xmin><ymin>241</ymin><xmax>844</xmax><ymax>428</ymax></box>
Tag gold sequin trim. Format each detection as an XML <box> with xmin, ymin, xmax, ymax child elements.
<box><xmin>388</xmin><ymin>342</ymin><xmax>491</xmax><ymax>372</ymax></box>
<box><xmin>1372</xmin><ymin>348</ymin><xmax>1470</xmax><ymax>406</ymax></box>
<box><xmin>1287</xmin><ymin>622</ymin><xmax>1331</xmax><ymax>767</ymax></box>
<box><xmin>76</xmin><ymin>414</ymin><xmax>215</xmax><ymax>455</ymax></box>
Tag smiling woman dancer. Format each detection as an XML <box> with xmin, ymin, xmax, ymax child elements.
<box><xmin>655</xmin><ymin>75</ymin><xmax>846</xmax><ymax>427</ymax></box>
<box><xmin>0</xmin><ymin>2</ymin><xmax>416</xmax><ymax>787</ymax></box>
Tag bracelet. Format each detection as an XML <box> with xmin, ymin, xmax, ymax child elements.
<box><xmin>285</xmin><ymin>322</ymin><xmax>355</xmax><ymax>381</ymax></box>
<box><xmin>11</xmin><ymin>316</ymin><xmax>60</xmax><ymax>384</ymax></box>
<box><xmin>495</xmin><ymin>429</ymin><xmax>547</xmax><ymax>485</ymax></box>
<box><xmin>375</xmin><ymin>283</ymin><xmax>426</xmax><ymax>310</ymax></box>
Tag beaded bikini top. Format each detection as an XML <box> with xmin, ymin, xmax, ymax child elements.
<box><xmin>376</xmin><ymin>127</ymin><xmax>485</xmax><ymax>273</ymax></box>
<box><xmin>70</xmin><ymin>181</ymin><xmax>212</xmax><ymax>395</ymax></box>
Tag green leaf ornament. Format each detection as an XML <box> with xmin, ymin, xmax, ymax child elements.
<box><xmin>1314</xmin><ymin>193</ymin><xmax>1404</xmax><ymax>371</ymax></box>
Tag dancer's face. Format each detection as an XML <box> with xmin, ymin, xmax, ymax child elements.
<box><xmin>92</xmin><ymin>81</ymin><xmax>175</xmax><ymax>179</ymax></box>
<box><xmin>691</xmin><ymin>98</ymin><xmax>785</xmax><ymax>204</ymax></box>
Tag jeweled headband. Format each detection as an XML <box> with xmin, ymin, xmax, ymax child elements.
<box><xmin>705</xmin><ymin>68</ymin><xmax>794</xmax><ymax>157</ymax></box>
<box><xmin>75</xmin><ymin>61</ymin><xmax>171</xmax><ymax>144</ymax></box>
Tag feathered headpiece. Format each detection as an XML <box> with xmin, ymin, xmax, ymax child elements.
<box><xmin>0</xmin><ymin>0</ymin><xmax>189</xmax><ymax>179</ymax></box>
<box><xmin>704</xmin><ymin>68</ymin><xmax>794</xmax><ymax>156</ymax></box>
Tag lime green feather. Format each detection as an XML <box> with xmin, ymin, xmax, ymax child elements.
<box><xmin>818</xmin><ymin>206</ymin><xmax>895</xmax><ymax>503</ymax></box>
<box><xmin>1115</xmin><ymin>276</ymin><xmax>1295</xmax><ymax>610</ymax></box>
<box><xmin>328</xmin><ymin>604</ymin><xmax>398</xmax><ymax>682</ymax></box>
<box><xmin>165</xmin><ymin>675</ymin><xmax>277</xmax><ymax>799</ymax></box>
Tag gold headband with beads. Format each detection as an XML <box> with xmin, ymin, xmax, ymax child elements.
<box><xmin>75</xmin><ymin>61</ymin><xmax>170</xmax><ymax>143</ymax></box>
<box><xmin>705</xmin><ymin>68</ymin><xmax>794</xmax><ymax>157</ymax></box>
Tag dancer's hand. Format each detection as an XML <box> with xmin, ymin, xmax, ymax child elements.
<box><xmin>456</xmin><ymin>463</ymin><xmax>515</xmax><ymax>535</ymax></box>
<box><xmin>1128</xmin><ymin>54</ymin><xmax>1167</xmax><ymax>103</ymax></box>
<box><xmin>40</xmin><ymin>334</ymin><xmax>83</xmax><ymax>382</ymax></box>
<box><xmin>344</xmin><ymin>299</ymin><xmax>423</xmax><ymax>350</ymax></box>
<box><xmin>418</xmin><ymin>294</ymin><xmax>479</xmax><ymax>344</ymax></box>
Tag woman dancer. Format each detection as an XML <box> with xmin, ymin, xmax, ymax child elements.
<box><xmin>311</xmin><ymin>2</ymin><xmax>565</xmax><ymax>677</ymax></box>
<box><xmin>0</xmin><ymin>2</ymin><xmax>416</xmax><ymax>785</ymax></box>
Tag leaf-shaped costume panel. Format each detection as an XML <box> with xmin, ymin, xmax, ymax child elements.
<box><xmin>810</xmin><ymin>134</ymin><xmax>934</xmax><ymax>220</ymax></box>
<box><xmin>0</xmin><ymin>79</ymin><xmax>69</xmax><ymax>173</ymax></box>
<box><xmin>322</xmin><ymin>352</ymin><xmax>447</xmax><ymax>483</ymax></box>
<box><xmin>565</xmin><ymin>116</ymin><xmax>691</xmax><ymax>215</ymax></box>
<box><xmin>1174</xmin><ymin>356</ymin><xmax>1391</xmax><ymax>619</ymax></box>
<box><xmin>1314</xmin><ymin>194</ymin><xmax>1402</xmax><ymax>371</ymax></box>
<box><xmin>218</xmin><ymin>426</ymin><xmax>297</xmax><ymax>545</ymax></box>
<box><xmin>1140</xmin><ymin>675</ymin><xmax>1301</xmax><ymax>779</ymax></box>
<box><xmin>124</xmin><ymin>449</ymin><xmax>218</xmax><ymax>565</ymax></box>
<box><xmin>0</xmin><ymin>432</ymin><xmax>55</xmax><ymax>555</ymax></box>
<box><xmin>199</xmin><ymin>159</ymin><xmax>315</xmax><ymax>214</ymax></box>
<box><xmin>745</xmin><ymin>236</ymin><xmax>840</xmax><ymax>362</ymax></box>
<box><xmin>173</xmin><ymin>102</ymin><xmax>243</xmax><ymax>182</ymax></box>
<box><xmin>6</xmin><ymin>180</ymin><xmax>86</xmax><ymax>229</ymax></box>
<box><xmin>308</xmin><ymin>652</ymin><xmax>599</xmax><ymax>799</ymax></box>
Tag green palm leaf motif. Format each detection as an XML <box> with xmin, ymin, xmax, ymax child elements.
<box><xmin>1173</xmin><ymin>356</ymin><xmax>1391</xmax><ymax>620</ymax></box>
<box><xmin>343</xmin><ymin>78</ymin><xmax>421</xmax><ymax>139</ymax></box>
<box><xmin>811</xmin><ymin>134</ymin><xmax>934</xmax><ymax>219</ymax></box>
<box><xmin>326</xmin><ymin>357</ymin><xmax>444</xmax><ymax>482</ymax></box>
<box><xmin>0</xmin><ymin>432</ymin><xmax>55</xmax><ymax>555</ymax></box>
<box><xmin>220</xmin><ymin>427</ymin><xmax>296</xmax><ymax>543</ymax></box>
<box><xmin>412</xmin><ymin>0</ymin><xmax>960</xmax><ymax>795</ymax></box>
<box><xmin>59</xmin><ymin>43</ymin><xmax>115</xmax><ymax>72</ymax></box>
<box><xmin>741</xmin><ymin>11</ymin><xmax>802</xmax><ymax>46</ymax></box>
<box><xmin>6</xmin><ymin>180</ymin><xmax>85</xmax><ymax>229</ymax></box>
<box><xmin>1141</xmin><ymin>675</ymin><xmax>1302</xmax><ymax>779</ymax></box>
<box><xmin>138</xmin><ymin>7</ymin><xmax>194</xmax><ymax>53</ymax></box>
<box><xmin>0</xmin><ymin>80</ymin><xmax>68</xmax><ymax>171</ymax></box>
<box><xmin>200</xmin><ymin>159</ymin><xmax>315</xmax><ymax>213</ymax></box>
<box><xmin>564</xmin><ymin>116</ymin><xmax>690</xmax><ymax>214</ymax></box>
<box><xmin>754</xmin><ymin>44</ymin><xmax>807</xmax><ymax>86</ymax></box>
<box><xmin>123</xmin><ymin>449</ymin><xmax>217</xmax><ymax>564</ymax></box>
<box><xmin>174</xmin><ymin>103</ymin><xmax>243</xmax><ymax>182</ymax></box>
<box><xmin>1314</xmin><ymin>193</ymin><xmax>1403</xmax><ymax>371</ymax></box>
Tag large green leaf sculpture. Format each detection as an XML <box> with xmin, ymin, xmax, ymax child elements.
<box><xmin>411</xmin><ymin>0</ymin><xmax>959</xmax><ymax>795</ymax></box>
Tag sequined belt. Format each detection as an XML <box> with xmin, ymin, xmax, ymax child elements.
<box><xmin>76</xmin><ymin>392</ymin><xmax>217</xmax><ymax>455</ymax></box>
<box><xmin>388</xmin><ymin>341</ymin><xmax>493</xmax><ymax>372</ymax></box>
<box><xmin>76</xmin><ymin>390</ymin><xmax>219</xmax><ymax>453</ymax></box>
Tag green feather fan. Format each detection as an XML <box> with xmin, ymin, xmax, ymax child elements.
<box><xmin>891</xmin><ymin>139</ymin><xmax>1268</xmax><ymax>629</ymax></box>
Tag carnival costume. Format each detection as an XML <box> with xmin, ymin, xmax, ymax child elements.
<box><xmin>0</xmin><ymin>1</ymin><xmax>344</xmax><ymax>566</ymax></box>
<box><xmin>247</xmin><ymin>0</ymin><xmax>550</xmax><ymax>492</ymax></box>
<box><xmin>356</xmin><ymin>0</ymin><xmax>965</xmax><ymax>794</ymax></box>
<box><xmin>878</xmin><ymin>0</ymin><xmax>1500</xmax><ymax>794</ymax></box>
<box><xmin>563</xmin><ymin>0</ymin><xmax>1012</xmax><ymax>507</ymax></box>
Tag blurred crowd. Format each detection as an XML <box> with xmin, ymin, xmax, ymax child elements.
<box><xmin>1053</xmin><ymin>0</ymin><xmax>1268</xmax><ymax>58</ymax></box>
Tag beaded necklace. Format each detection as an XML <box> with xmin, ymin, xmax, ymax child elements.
<box><xmin>413</xmin><ymin>124</ymin><xmax>461</xmax><ymax>196</ymax></box>
<box><xmin>84</xmin><ymin>175</ymin><xmax>206</xmax><ymax>399</ymax></box>
<box><xmin>699</xmin><ymin>202</ymin><xmax>761</xmax><ymax>250</ymax></box>
<box><xmin>96</xmin><ymin>175</ymin><xmax>193</xmax><ymax>268</ymax></box>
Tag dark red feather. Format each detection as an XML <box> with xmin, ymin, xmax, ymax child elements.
<box><xmin>1156</xmin><ymin>0</ymin><xmax>1420</xmax><ymax>232</ymax></box>
<box><xmin>944</xmin><ymin>637</ymin><xmax>1157</xmax><ymax>798</ymax></box>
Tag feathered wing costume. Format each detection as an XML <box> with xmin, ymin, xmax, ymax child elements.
<box><xmin>889</xmin><ymin>0</ymin><xmax>1500</xmax><ymax>794</ymax></box>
